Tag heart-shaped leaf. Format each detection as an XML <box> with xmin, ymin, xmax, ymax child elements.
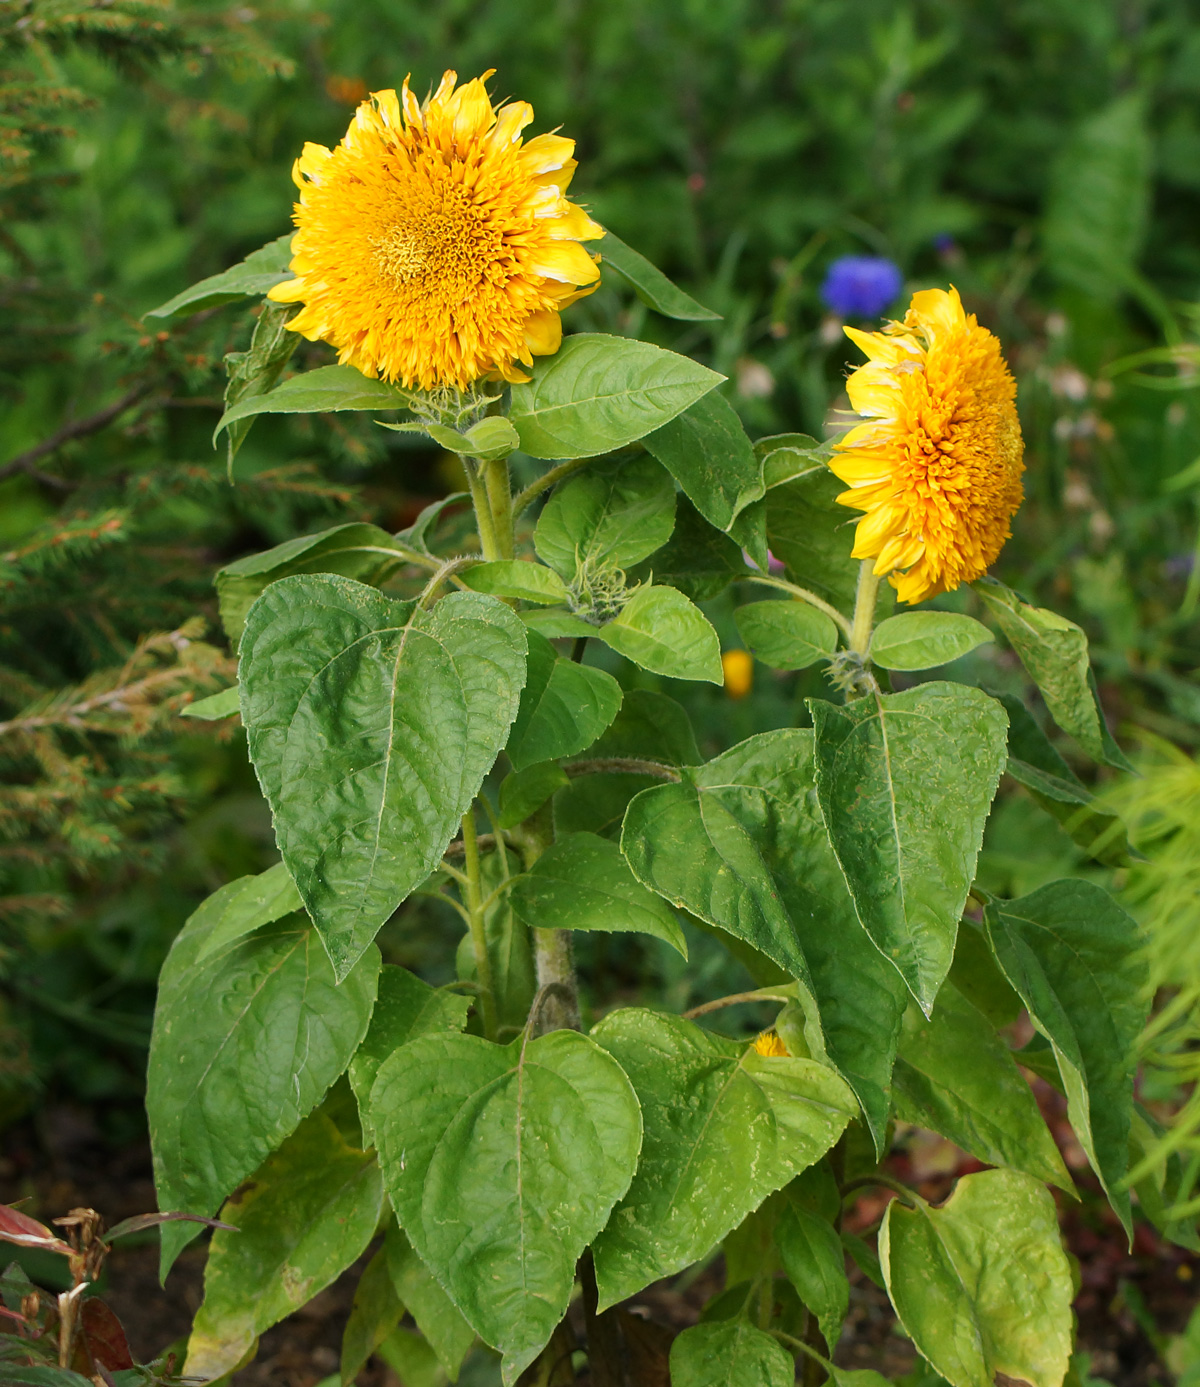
<box><xmin>371</xmin><ymin>1029</ymin><xmax>641</xmax><ymax>1385</ymax></box>
<box><xmin>669</xmin><ymin>1321</ymin><xmax>794</xmax><ymax>1387</ymax></box>
<box><xmin>239</xmin><ymin>576</ymin><xmax>527</xmax><ymax>978</ymax></box>
<box><xmin>599</xmin><ymin>585</ymin><xmax>723</xmax><ymax>683</ymax></box>
<box><xmin>735</xmin><ymin>600</ymin><xmax>840</xmax><ymax>670</ymax></box>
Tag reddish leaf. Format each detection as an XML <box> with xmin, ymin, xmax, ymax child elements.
<box><xmin>102</xmin><ymin>1210</ymin><xmax>236</xmax><ymax>1244</ymax></box>
<box><xmin>0</xmin><ymin>1207</ymin><xmax>71</xmax><ymax>1257</ymax></box>
<box><xmin>80</xmin><ymin>1298</ymin><xmax>134</xmax><ymax>1372</ymax></box>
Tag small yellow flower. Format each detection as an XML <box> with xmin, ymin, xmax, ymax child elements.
<box><xmin>752</xmin><ymin>1030</ymin><xmax>789</xmax><ymax>1058</ymax></box>
<box><xmin>722</xmin><ymin>648</ymin><xmax>754</xmax><ymax>700</ymax></box>
<box><xmin>830</xmin><ymin>286</ymin><xmax>1025</xmax><ymax>605</ymax></box>
<box><xmin>269</xmin><ymin>71</ymin><xmax>603</xmax><ymax>391</ymax></box>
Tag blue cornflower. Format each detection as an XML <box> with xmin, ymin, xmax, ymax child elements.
<box><xmin>820</xmin><ymin>256</ymin><xmax>903</xmax><ymax>319</ymax></box>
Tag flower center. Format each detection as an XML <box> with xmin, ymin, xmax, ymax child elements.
<box><xmin>373</xmin><ymin>226</ymin><xmax>430</xmax><ymax>284</ymax></box>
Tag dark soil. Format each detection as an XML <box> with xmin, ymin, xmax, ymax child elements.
<box><xmin>2</xmin><ymin>1093</ymin><xmax>1195</xmax><ymax>1386</ymax></box>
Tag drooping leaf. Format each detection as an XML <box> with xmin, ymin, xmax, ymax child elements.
<box><xmin>372</xmin><ymin>1029</ymin><xmax>642</xmax><ymax>1384</ymax></box>
<box><xmin>190</xmin><ymin>860</ymin><xmax>302</xmax><ymax>965</ymax></box>
<box><xmin>669</xmin><ymin>1321</ymin><xmax>794</xmax><ymax>1387</ymax></box>
<box><xmin>984</xmin><ymin>879</ymin><xmax>1148</xmax><ymax>1236</ymax></box>
<box><xmin>217</xmin><ymin>522</ymin><xmax>411</xmax><ymax>643</ymax></box>
<box><xmin>349</xmin><ymin>965</ymin><xmax>471</xmax><ymax>1141</ymax></box>
<box><xmin>533</xmin><ymin>454</ymin><xmax>676</xmax><ymax>580</ymax></box>
<box><xmin>621</xmin><ymin>728</ymin><xmax>907</xmax><ymax>1148</ymax></box>
<box><xmin>735</xmin><ymin>601</ymin><xmax>839</xmax><ymax>671</ymax></box>
<box><xmin>505</xmin><ymin>629</ymin><xmax>622</xmax><ymax>771</ymax></box>
<box><xmin>147</xmin><ymin>233</ymin><xmax>292</xmax><ymax>317</ymax></box>
<box><xmin>397</xmin><ymin>492</ymin><xmax>471</xmax><ymax>558</ymax></box>
<box><xmin>148</xmin><ymin>903</ymin><xmax>379</xmax><ymax>1277</ymax></box>
<box><xmin>184</xmin><ymin>1110</ymin><xmax>383</xmax><ymax>1381</ymax></box>
<box><xmin>868</xmin><ymin>613</ymin><xmax>992</xmax><ymax>672</ymax></box>
<box><xmin>629</xmin><ymin>495</ymin><xmax>749</xmax><ymax>602</ymax></box>
<box><xmin>510</xmin><ymin>831</ymin><xmax>687</xmax><ymax>956</ymax></box>
<box><xmin>776</xmin><ymin>1200</ymin><xmax>849</xmax><ymax>1354</ymax></box>
<box><xmin>590</xmin><ymin>1008</ymin><xmax>856</xmax><ymax>1309</ymax></box>
<box><xmin>215</xmin><ymin>364</ymin><xmax>413</xmax><ymax>441</ymax></box>
<box><xmin>810</xmin><ymin>683</ymin><xmax>1009</xmax><ymax>1014</ymax></box>
<box><xmin>498</xmin><ymin>761</ymin><xmax>570</xmax><ymax>829</ymax></box>
<box><xmin>240</xmin><ymin>577</ymin><xmax>527</xmax><ymax>978</ymax></box>
<box><xmin>997</xmin><ymin>692</ymin><xmax>1132</xmax><ymax>867</ymax></box>
<box><xmin>460</xmin><ymin>560</ymin><xmax>568</xmax><ymax>606</ymax></box>
<box><xmin>340</xmin><ymin>1246</ymin><xmax>405</xmax><ymax>1387</ymax></box>
<box><xmin>509</xmin><ymin>333</ymin><xmax>723</xmax><ymax>460</ymax></box>
<box><xmin>879</xmin><ymin>1170</ymin><xmax>1074</xmax><ymax>1387</ymax></box>
<box><xmin>642</xmin><ymin>390</ymin><xmax>765</xmax><ymax>531</ymax></box>
<box><xmin>596</xmin><ymin>231</ymin><xmax>722</xmax><ymax>321</ymax></box>
<box><xmin>892</xmin><ymin>985</ymin><xmax>1074</xmax><ymax>1192</ymax></box>
<box><xmin>598</xmin><ymin>585</ymin><xmax>723</xmax><ymax>683</ymax></box>
<box><xmin>385</xmin><ymin>1223</ymin><xmax>476</xmax><ymax>1379</ymax></box>
<box><xmin>221</xmin><ymin>300</ymin><xmax>301</xmax><ymax>467</ymax></box>
<box><xmin>974</xmin><ymin>577</ymin><xmax>1131</xmax><ymax>769</ymax></box>
<box><xmin>946</xmin><ymin>922</ymin><xmax>1022</xmax><ymax>1029</ymax></box>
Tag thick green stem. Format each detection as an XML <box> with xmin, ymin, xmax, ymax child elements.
<box><xmin>461</xmin><ymin>810</ymin><xmax>498</xmax><ymax>1041</ymax></box>
<box><xmin>465</xmin><ymin>459</ymin><xmax>502</xmax><ymax>561</ymax></box>
<box><xmin>849</xmin><ymin>559</ymin><xmax>882</xmax><ymax>655</ymax></box>
<box><xmin>519</xmin><ymin>805</ymin><xmax>580</xmax><ymax>1034</ymax></box>
<box><xmin>483</xmin><ymin>457</ymin><xmax>515</xmax><ymax>559</ymax></box>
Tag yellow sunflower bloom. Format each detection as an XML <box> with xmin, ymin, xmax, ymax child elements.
<box><xmin>830</xmin><ymin>286</ymin><xmax>1025</xmax><ymax>605</ymax></box>
<box><xmin>752</xmin><ymin>1030</ymin><xmax>789</xmax><ymax>1058</ymax></box>
<box><xmin>267</xmin><ymin>70</ymin><xmax>603</xmax><ymax>392</ymax></box>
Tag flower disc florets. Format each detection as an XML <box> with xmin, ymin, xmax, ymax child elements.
<box><xmin>830</xmin><ymin>286</ymin><xmax>1025</xmax><ymax>604</ymax></box>
<box><xmin>269</xmin><ymin>70</ymin><xmax>603</xmax><ymax>391</ymax></box>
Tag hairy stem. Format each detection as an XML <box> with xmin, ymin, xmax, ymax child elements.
<box><xmin>744</xmin><ymin>573</ymin><xmax>853</xmax><ymax>640</ymax></box>
<box><xmin>465</xmin><ymin>458</ymin><xmax>502</xmax><ymax>561</ymax></box>
<box><xmin>848</xmin><ymin>560</ymin><xmax>882</xmax><ymax>655</ymax></box>
<box><xmin>512</xmin><ymin>455</ymin><xmax>594</xmax><ymax>519</ymax></box>
<box><xmin>461</xmin><ymin>810</ymin><xmax>498</xmax><ymax>1040</ymax></box>
<box><xmin>520</xmin><ymin>805</ymin><xmax>580</xmax><ymax>1034</ymax></box>
<box><xmin>483</xmin><ymin>456</ymin><xmax>515</xmax><ymax>558</ymax></box>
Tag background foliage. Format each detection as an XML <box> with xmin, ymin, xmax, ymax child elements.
<box><xmin>6</xmin><ymin>0</ymin><xmax>1200</xmax><ymax>1300</ymax></box>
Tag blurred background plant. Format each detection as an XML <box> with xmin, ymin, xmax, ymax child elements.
<box><xmin>5</xmin><ymin>0</ymin><xmax>1200</xmax><ymax>1350</ymax></box>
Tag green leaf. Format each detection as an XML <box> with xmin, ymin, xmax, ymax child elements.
<box><xmin>184</xmin><ymin>1110</ymin><xmax>383</xmax><ymax>1381</ymax></box>
<box><xmin>372</xmin><ymin>1029</ymin><xmax>642</xmax><ymax>1384</ymax></box>
<box><xmin>148</xmin><ymin>905</ymin><xmax>379</xmax><ymax>1277</ymax></box>
<box><xmin>599</xmin><ymin>585</ymin><xmax>723</xmax><ymax>683</ymax></box>
<box><xmin>1043</xmin><ymin>94</ymin><xmax>1150</xmax><ymax>303</ymax></box>
<box><xmin>520</xmin><ymin>608</ymin><xmax>597</xmax><ymax>639</ymax></box>
<box><xmin>997</xmin><ymin>692</ymin><xmax>1132</xmax><ymax>867</ymax></box>
<box><xmin>629</xmin><ymin>495</ymin><xmax>749</xmax><ymax>602</ymax></box>
<box><xmin>984</xmin><ymin>879</ymin><xmax>1148</xmax><ymax>1236</ymax></box>
<box><xmin>221</xmin><ymin>300</ymin><xmax>301</xmax><ymax>467</ymax></box>
<box><xmin>892</xmin><ymin>984</ymin><xmax>1074</xmax><ymax>1192</ymax></box>
<box><xmin>180</xmin><ymin>685</ymin><xmax>240</xmax><ymax>721</ymax></box>
<box><xmin>534</xmin><ymin>454</ymin><xmax>676</xmax><ymax>580</ymax></box>
<box><xmin>409</xmin><ymin>416</ymin><xmax>519</xmax><ymax>462</ymax></box>
<box><xmin>842</xmin><ymin>1230</ymin><xmax>884</xmax><ymax>1290</ymax></box>
<box><xmin>974</xmin><ymin>578</ymin><xmax>1130</xmax><ymax>769</ymax></box>
<box><xmin>509</xmin><ymin>333</ymin><xmax>723</xmax><ymax>460</ymax></box>
<box><xmin>510</xmin><ymin>831</ymin><xmax>687</xmax><ymax>956</ymax></box>
<box><xmin>147</xmin><ymin>233</ymin><xmax>292</xmax><ymax>317</ymax></box>
<box><xmin>217</xmin><ymin>522</ymin><xmax>410</xmax><ymax>643</ymax></box>
<box><xmin>341</xmin><ymin>1246</ymin><xmax>404</xmax><ymax>1387</ymax></box>
<box><xmin>240</xmin><ymin>577</ymin><xmax>527</xmax><ymax>978</ymax></box>
<box><xmin>505</xmin><ymin>629</ymin><xmax>623</xmax><ymax>771</ymax></box>
<box><xmin>189</xmin><ymin>860</ymin><xmax>302</xmax><ymax>965</ymax></box>
<box><xmin>879</xmin><ymin>1169</ymin><xmax>1074</xmax><ymax>1387</ymax></box>
<box><xmin>397</xmin><ymin>492</ymin><xmax>471</xmax><ymax>558</ymax></box>
<box><xmin>596</xmin><ymin>231</ymin><xmax>721</xmax><ymax>321</ymax></box>
<box><xmin>642</xmin><ymin>390</ymin><xmax>765</xmax><ymax>531</ymax></box>
<box><xmin>378</xmin><ymin>1329</ymin><xmax>448</xmax><ymax>1387</ymax></box>
<box><xmin>669</xmin><ymin>1321</ymin><xmax>794</xmax><ymax>1387</ymax></box>
<box><xmin>590</xmin><ymin>1008</ymin><xmax>855</xmax><ymax>1309</ymax></box>
<box><xmin>765</xmin><ymin>467</ymin><xmax>883</xmax><ymax>615</ymax></box>
<box><xmin>776</xmin><ymin>1201</ymin><xmax>849</xmax><ymax>1354</ymax></box>
<box><xmin>1128</xmin><ymin>1106</ymin><xmax>1200</xmax><ymax>1253</ymax></box>
<box><xmin>587</xmin><ymin>687</ymin><xmax>700</xmax><ymax>766</ymax></box>
<box><xmin>349</xmin><ymin>965</ymin><xmax>470</xmax><ymax>1141</ymax></box>
<box><xmin>385</xmin><ymin>1223</ymin><xmax>476</xmax><ymax>1379</ymax></box>
<box><xmin>498</xmin><ymin>762</ymin><xmax>570</xmax><ymax>829</ymax></box>
<box><xmin>621</xmin><ymin>728</ymin><xmax>907</xmax><ymax>1149</ymax></box>
<box><xmin>460</xmin><ymin>560</ymin><xmax>568</xmax><ymax>606</ymax></box>
<box><xmin>215</xmin><ymin>364</ymin><xmax>413</xmax><ymax>441</ymax></box>
<box><xmin>455</xmin><ymin>846</ymin><xmax>536</xmax><ymax>1032</ymax></box>
<box><xmin>810</xmin><ymin>683</ymin><xmax>1009</xmax><ymax>1014</ymax></box>
<box><xmin>868</xmin><ymin>613</ymin><xmax>992</xmax><ymax>672</ymax></box>
<box><xmin>946</xmin><ymin>922</ymin><xmax>1022</xmax><ymax>1029</ymax></box>
<box><xmin>735</xmin><ymin>601</ymin><xmax>839</xmax><ymax>670</ymax></box>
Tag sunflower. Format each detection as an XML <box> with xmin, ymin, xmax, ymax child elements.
<box><xmin>267</xmin><ymin>70</ymin><xmax>603</xmax><ymax>391</ymax></box>
<box><xmin>830</xmin><ymin>286</ymin><xmax>1025</xmax><ymax>604</ymax></box>
<box><xmin>752</xmin><ymin>1030</ymin><xmax>790</xmax><ymax>1058</ymax></box>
